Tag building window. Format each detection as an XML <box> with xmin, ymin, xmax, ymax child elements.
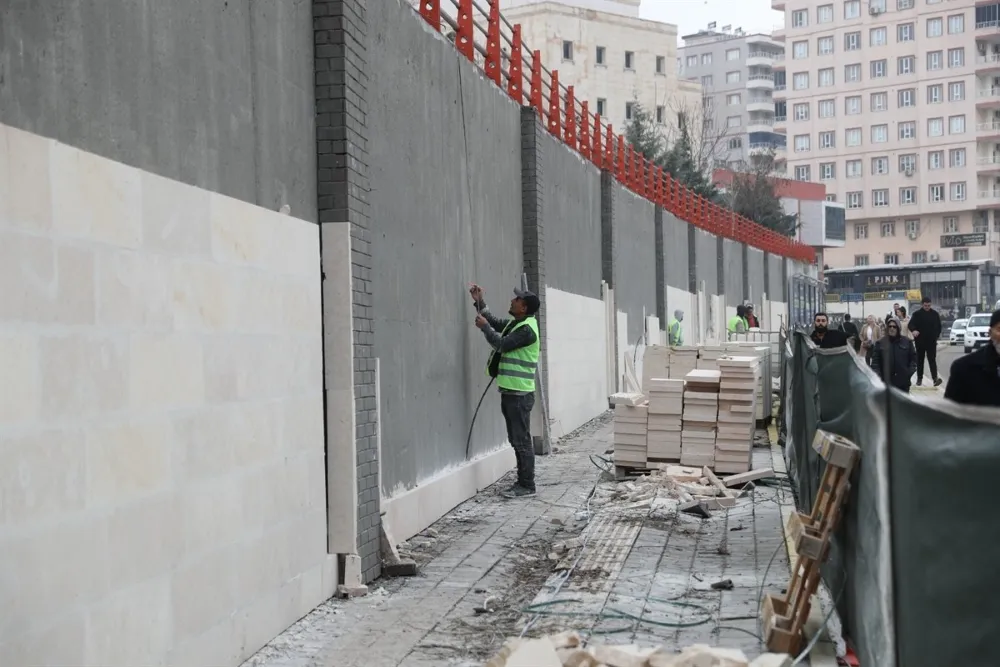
<box><xmin>845</xmin><ymin>0</ymin><xmax>861</xmax><ymax>19</ymax></box>
<box><xmin>872</xmin><ymin>126</ymin><xmax>888</xmax><ymax>144</ymax></box>
<box><xmin>927</xmin><ymin>50</ymin><xmax>942</xmax><ymax>71</ymax></box>
<box><xmin>820</xmin><ymin>162</ymin><xmax>836</xmax><ymax>179</ymax></box>
<box><xmin>562</xmin><ymin>40</ymin><xmax>574</xmax><ymax>61</ymax></box>
<box><xmin>927</xmin><ymin>17</ymin><xmax>943</xmax><ymax>37</ymax></box>
<box><xmin>949</xmin><ymin>115</ymin><xmax>966</xmax><ymax>134</ymax></box>
<box><xmin>928</xmin><ymin>151</ymin><xmax>943</xmax><ymax>169</ymax></box>
<box><xmin>625</xmin><ymin>51</ymin><xmax>635</xmax><ymax>69</ymax></box>
<box><xmin>846</xmin><ymin>127</ymin><xmax>862</xmax><ymax>146</ymax></box>
<box><xmin>685</xmin><ymin>54</ymin><xmax>697</xmax><ymax>68</ymax></box>
<box><xmin>885</xmin><ymin>253</ymin><xmax>900</xmax><ymax>265</ymax></box>
<box><xmin>912</xmin><ymin>251</ymin><xmax>927</xmax><ymax>263</ymax></box>
<box><xmin>929</xmin><ymin>183</ymin><xmax>945</xmax><ymax>202</ymax></box>
<box><xmin>898</xmin><ymin>0</ymin><xmax>914</xmax><ymax>8</ymax></box>
<box><xmin>898</xmin><ymin>22</ymin><xmax>914</xmax><ymax>41</ymax></box>
<box><xmin>872</xmin><ymin>156</ymin><xmax>889</xmax><ymax>173</ymax></box>
<box><xmin>819</xmin><ymin>99</ymin><xmax>836</xmax><ymax>117</ymax></box>
<box><xmin>899</xmin><ymin>121</ymin><xmax>916</xmax><ymax>139</ymax></box>
<box><xmin>794</xmin><ymin>134</ymin><xmax>811</xmax><ymax>152</ymax></box>
<box><xmin>847</xmin><ymin>191</ymin><xmax>863</xmax><ymax>209</ymax></box>
<box><xmin>855</xmin><ymin>222</ymin><xmax>869</xmax><ymax>239</ymax></box>
<box><xmin>596</xmin><ymin>98</ymin><xmax>606</xmax><ymax>116</ymax></box>
<box><xmin>792</xmin><ymin>9</ymin><xmax>809</xmax><ymax>27</ymax></box>
<box><xmin>794</xmin><ymin>103</ymin><xmax>809</xmax><ymax>120</ymax></box>
<box><xmin>793</xmin><ymin>72</ymin><xmax>809</xmax><ymax>90</ymax></box>
<box><xmin>954</xmin><ymin>249</ymin><xmax>970</xmax><ymax>261</ymax></box>
<box><xmin>871</xmin><ymin>92</ymin><xmax>888</xmax><ymax>111</ymax></box>
<box><xmin>928</xmin><ymin>117</ymin><xmax>944</xmax><ymax>137</ymax></box>
<box><xmin>818</xmin><ymin>68</ymin><xmax>834</xmax><ymax>86</ymax></box>
<box><xmin>881</xmin><ymin>220</ymin><xmax>896</xmax><ymax>236</ymax></box>
<box><xmin>818</xmin><ymin>36</ymin><xmax>834</xmax><ymax>55</ymax></box>
<box><xmin>870</xmin><ymin>27</ymin><xmax>887</xmax><ymax>46</ymax></box>
<box><xmin>845</xmin><ymin>63</ymin><xmax>862</xmax><ymax>83</ymax></box>
<box><xmin>819</xmin><ymin>130</ymin><xmax>835</xmax><ymax>148</ymax></box>
<box><xmin>844</xmin><ymin>31</ymin><xmax>861</xmax><ymax>51</ymax></box>
<box><xmin>726</xmin><ymin>48</ymin><xmax>740</xmax><ymax>61</ymax></box>
<box><xmin>927</xmin><ymin>84</ymin><xmax>942</xmax><ymax>104</ymax></box>
<box><xmin>855</xmin><ymin>254</ymin><xmax>870</xmax><ymax>266</ymax></box>
<box><xmin>873</xmin><ymin>189</ymin><xmax>890</xmax><ymax>207</ymax></box>
<box><xmin>793</xmin><ymin>41</ymin><xmax>809</xmax><ymax>59</ymax></box>
<box><xmin>727</xmin><ymin>115</ymin><xmax>742</xmax><ymax>128</ymax></box>
<box><xmin>949</xmin><ymin>47</ymin><xmax>964</xmax><ymax>68</ymax></box>
<box><xmin>726</xmin><ymin>71</ymin><xmax>741</xmax><ymax>83</ymax></box>
<box><xmin>947</xmin><ymin>14</ymin><xmax>964</xmax><ymax>34</ymax></box>
<box><xmin>949</xmin><ymin>81</ymin><xmax>965</xmax><ymax>101</ymax></box>
<box><xmin>597</xmin><ymin>46</ymin><xmax>607</xmax><ymax>65</ymax></box>
<box><xmin>845</xmin><ymin>96</ymin><xmax>862</xmax><ymax>114</ymax></box>
<box><xmin>900</xmin><ymin>187</ymin><xmax>917</xmax><ymax>204</ymax></box>
<box><xmin>900</xmin><ymin>154</ymin><xmax>917</xmax><ymax>173</ymax></box>
<box><xmin>906</xmin><ymin>219</ymin><xmax>920</xmax><ymax>236</ymax></box>
<box><xmin>701</xmin><ymin>75</ymin><xmax>713</xmax><ymax>87</ymax></box>
<box><xmin>702</xmin><ymin>53</ymin><xmax>713</xmax><ymax>65</ymax></box>
<box><xmin>826</xmin><ymin>194</ymin><xmax>837</xmax><ymax>202</ymax></box>
<box><xmin>795</xmin><ymin>165</ymin><xmax>811</xmax><ymax>180</ymax></box>
<box><xmin>818</xmin><ymin>4</ymin><xmax>834</xmax><ymax>22</ymax></box>
<box><xmin>625</xmin><ymin>102</ymin><xmax>636</xmax><ymax>120</ymax></box>
<box><xmin>728</xmin><ymin>137</ymin><xmax>743</xmax><ymax>150</ymax></box>
<box><xmin>974</xmin><ymin>215</ymin><xmax>989</xmax><ymax>233</ymax></box>
<box><xmin>704</xmin><ymin>117</ymin><xmax>714</xmax><ymax>131</ymax></box>
<box><xmin>656</xmin><ymin>55</ymin><xmax>665</xmax><ymax>74</ymax></box>
<box><xmin>727</xmin><ymin>93</ymin><xmax>742</xmax><ymax>105</ymax></box>
<box><xmin>898</xmin><ymin>88</ymin><xmax>915</xmax><ymax>107</ymax></box>
<box><xmin>950</xmin><ymin>182</ymin><xmax>966</xmax><ymax>201</ymax></box>
<box><xmin>847</xmin><ymin>159</ymin><xmax>863</xmax><ymax>177</ymax></box>
<box><xmin>944</xmin><ymin>216</ymin><xmax>959</xmax><ymax>233</ymax></box>
<box><xmin>656</xmin><ymin>105</ymin><xmax>666</xmax><ymax>124</ymax></box>
<box><xmin>898</xmin><ymin>56</ymin><xmax>915</xmax><ymax>75</ymax></box>
<box><xmin>871</xmin><ymin>59</ymin><xmax>888</xmax><ymax>78</ymax></box>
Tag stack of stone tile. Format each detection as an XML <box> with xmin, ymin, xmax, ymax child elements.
<box><xmin>645</xmin><ymin>378</ymin><xmax>684</xmax><ymax>463</ymax></box>
<box><xmin>668</xmin><ymin>346</ymin><xmax>699</xmax><ymax>379</ymax></box>
<box><xmin>714</xmin><ymin>355</ymin><xmax>761</xmax><ymax>474</ymax></box>
<box><xmin>696</xmin><ymin>345</ymin><xmax>726</xmax><ymax>372</ymax></box>
<box><xmin>681</xmin><ymin>369</ymin><xmax>721</xmax><ymax>468</ymax></box>
<box><xmin>641</xmin><ymin>345</ymin><xmax>670</xmax><ymax>391</ymax></box>
<box><xmin>613</xmin><ymin>403</ymin><xmax>648</xmax><ymax>468</ymax></box>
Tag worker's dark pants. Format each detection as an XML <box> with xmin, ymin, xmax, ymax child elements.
<box><xmin>916</xmin><ymin>342</ymin><xmax>938</xmax><ymax>381</ymax></box>
<box><xmin>500</xmin><ymin>391</ymin><xmax>535</xmax><ymax>491</ymax></box>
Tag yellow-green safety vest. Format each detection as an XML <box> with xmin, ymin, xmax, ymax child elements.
<box><xmin>668</xmin><ymin>318</ymin><xmax>683</xmax><ymax>346</ymax></box>
<box><xmin>485</xmin><ymin>317</ymin><xmax>540</xmax><ymax>392</ymax></box>
<box><xmin>727</xmin><ymin>316</ymin><xmax>747</xmax><ymax>334</ymax></box>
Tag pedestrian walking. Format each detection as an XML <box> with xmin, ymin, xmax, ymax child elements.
<box><xmin>668</xmin><ymin>309</ymin><xmax>684</xmax><ymax>346</ymax></box>
<box><xmin>944</xmin><ymin>310</ymin><xmax>1000</xmax><ymax>407</ymax></box>
<box><xmin>469</xmin><ymin>283</ymin><xmax>541</xmax><ymax>498</ymax></box>
<box><xmin>871</xmin><ymin>317</ymin><xmax>917</xmax><ymax>393</ymax></box>
<box><xmin>810</xmin><ymin>312</ymin><xmax>849</xmax><ymax>349</ymax></box>
<box><xmin>908</xmin><ymin>296</ymin><xmax>943</xmax><ymax>386</ymax></box>
<box><xmin>860</xmin><ymin>315</ymin><xmax>882</xmax><ymax>367</ymax></box>
<box><xmin>839</xmin><ymin>313</ymin><xmax>860</xmax><ymax>352</ymax></box>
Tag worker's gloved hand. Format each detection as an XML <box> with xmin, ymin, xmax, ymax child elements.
<box><xmin>469</xmin><ymin>283</ymin><xmax>484</xmax><ymax>303</ymax></box>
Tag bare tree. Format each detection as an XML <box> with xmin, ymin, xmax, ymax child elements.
<box><xmin>663</xmin><ymin>95</ymin><xmax>733</xmax><ymax>175</ymax></box>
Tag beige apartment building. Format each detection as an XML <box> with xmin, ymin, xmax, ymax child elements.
<box><xmin>772</xmin><ymin>0</ymin><xmax>1000</xmax><ymax>276</ymax></box>
<box><xmin>503</xmin><ymin>0</ymin><xmax>701</xmax><ymax>137</ymax></box>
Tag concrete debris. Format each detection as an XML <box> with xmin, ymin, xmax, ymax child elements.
<box><xmin>590</xmin><ymin>463</ymin><xmax>748</xmax><ymax>521</ymax></box>
<box><xmin>488</xmin><ymin>635</ymin><xmax>792</xmax><ymax>667</ymax></box>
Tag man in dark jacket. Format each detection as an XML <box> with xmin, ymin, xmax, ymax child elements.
<box><xmin>810</xmin><ymin>312</ymin><xmax>849</xmax><ymax>348</ymax></box>
<box><xmin>908</xmin><ymin>296</ymin><xmax>943</xmax><ymax>386</ymax></box>
<box><xmin>839</xmin><ymin>313</ymin><xmax>860</xmax><ymax>352</ymax></box>
<box><xmin>945</xmin><ymin>310</ymin><xmax>1000</xmax><ymax>407</ymax></box>
<box><xmin>871</xmin><ymin>317</ymin><xmax>917</xmax><ymax>393</ymax></box>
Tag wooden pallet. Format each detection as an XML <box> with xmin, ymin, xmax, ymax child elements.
<box><xmin>762</xmin><ymin>429</ymin><xmax>859</xmax><ymax>655</ymax></box>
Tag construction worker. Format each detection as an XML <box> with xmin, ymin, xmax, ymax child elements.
<box><xmin>668</xmin><ymin>309</ymin><xmax>684</xmax><ymax>346</ymax></box>
<box><xmin>469</xmin><ymin>283</ymin><xmax>541</xmax><ymax>499</ymax></box>
<box><xmin>727</xmin><ymin>305</ymin><xmax>749</xmax><ymax>336</ymax></box>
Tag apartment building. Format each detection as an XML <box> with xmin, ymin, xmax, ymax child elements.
<box><xmin>772</xmin><ymin>0</ymin><xmax>1000</xmax><ymax>283</ymax></box>
<box><xmin>502</xmin><ymin>0</ymin><xmax>701</xmax><ymax>137</ymax></box>
<box><xmin>678</xmin><ymin>26</ymin><xmax>787</xmax><ymax>168</ymax></box>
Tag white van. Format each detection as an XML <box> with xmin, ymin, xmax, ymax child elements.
<box><xmin>963</xmin><ymin>313</ymin><xmax>992</xmax><ymax>354</ymax></box>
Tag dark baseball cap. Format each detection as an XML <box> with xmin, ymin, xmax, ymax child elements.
<box><xmin>513</xmin><ymin>288</ymin><xmax>540</xmax><ymax>314</ymax></box>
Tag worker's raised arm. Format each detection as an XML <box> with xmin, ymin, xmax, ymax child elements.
<box><xmin>469</xmin><ymin>283</ymin><xmax>510</xmax><ymax>331</ymax></box>
<box><xmin>481</xmin><ymin>320</ymin><xmax>537</xmax><ymax>353</ymax></box>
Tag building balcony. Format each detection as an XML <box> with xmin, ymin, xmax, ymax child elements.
<box><xmin>976</xmin><ymin>87</ymin><xmax>1000</xmax><ymax>107</ymax></box>
<box><xmin>976</xmin><ymin>20</ymin><xmax>1000</xmax><ymax>43</ymax></box>
<box><xmin>977</xmin><ymin>155</ymin><xmax>1000</xmax><ymax>173</ymax></box>
<box><xmin>749</xmin><ymin>143</ymin><xmax>786</xmax><ymax>156</ymax></box>
<box><xmin>977</xmin><ymin>121</ymin><xmax>1000</xmax><ymax>138</ymax></box>
<box><xmin>772</xmin><ymin>25</ymin><xmax>786</xmax><ymax>42</ymax></box>
<box><xmin>747</xmin><ymin>118</ymin><xmax>776</xmax><ymax>133</ymax></box>
<box><xmin>747</xmin><ymin>99</ymin><xmax>775</xmax><ymax>113</ymax></box>
<box><xmin>977</xmin><ymin>190</ymin><xmax>1000</xmax><ymax>207</ymax></box>
<box><xmin>772</xmin><ymin>0</ymin><xmax>785</xmax><ymax>10</ymax></box>
<box><xmin>976</xmin><ymin>53</ymin><xmax>1000</xmax><ymax>73</ymax></box>
<box><xmin>747</xmin><ymin>51</ymin><xmax>777</xmax><ymax>67</ymax></box>
<box><xmin>747</xmin><ymin>74</ymin><xmax>775</xmax><ymax>90</ymax></box>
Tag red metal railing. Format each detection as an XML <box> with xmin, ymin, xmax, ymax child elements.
<box><xmin>419</xmin><ymin>0</ymin><xmax>816</xmax><ymax>263</ymax></box>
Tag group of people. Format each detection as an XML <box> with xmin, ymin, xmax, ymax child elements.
<box><xmin>812</xmin><ymin>298</ymin><xmax>1000</xmax><ymax>407</ymax></box>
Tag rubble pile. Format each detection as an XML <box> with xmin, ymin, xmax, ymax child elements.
<box><xmin>486</xmin><ymin>631</ymin><xmax>792</xmax><ymax>667</ymax></box>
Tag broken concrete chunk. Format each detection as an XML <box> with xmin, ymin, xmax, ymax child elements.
<box><xmin>749</xmin><ymin>654</ymin><xmax>792</xmax><ymax>667</ymax></box>
<box><xmin>723</xmin><ymin>468</ymin><xmax>775</xmax><ymax>487</ymax></box>
<box><xmin>506</xmin><ymin>638</ymin><xmax>562</xmax><ymax>667</ymax></box>
<box><xmin>336</xmin><ymin>584</ymin><xmax>368</xmax><ymax>599</ymax></box>
<box><xmin>591</xmin><ymin>644</ymin><xmax>654</xmax><ymax>667</ymax></box>
<box><xmin>669</xmin><ymin>644</ymin><xmax>749</xmax><ymax>666</ymax></box>
<box><xmin>558</xmin><ymin>648</ymin><xmax>599</xmax><ymax>667</ymax></box>
<box><xmin>548</xmin><ymin>631</ymin><xmax>582</xmax><ymax>649</ymax></box>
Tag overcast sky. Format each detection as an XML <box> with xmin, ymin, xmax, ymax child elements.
<box><xmin>639</xmin><ymin>0</ymin><xmax>784</xmax><ymax>42</ymax></box>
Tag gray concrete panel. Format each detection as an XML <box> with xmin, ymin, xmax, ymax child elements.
<box><xmin>612</xmin><ymin>184</ymin><xmax>657</xmax><ymax>343</ymax></box>
<box><xmin>368</xmin><ymin>0</ymin><xmax>522</xmax><ymax>494</ymax></box>
<box><xmin>1</xmin><ymin>0</ymin><xmax>317</xmax><ymax>220</ymax></box>
<box><xmin>723</xmin><ymin>239</ymin><xmax>745</xmax><ymax>307</ymax></box>
<box><xmin>663</xmin><ymin>212</ymin><xmax>690</xmax><ymax>290</ymax></box>
<box><xmin>747</xmin><ymin>248</ymin><xmax>766</xmax><ymax>305</ymax></box>
<box><xmin>693</xmin><ymin>229</ymin><xmax>720</xmax><ymax>296</ymax></box>
<box><xmin>537</xmin><ymin>129</ymin><xmax>603</xmax><ymax>299</ymax></box>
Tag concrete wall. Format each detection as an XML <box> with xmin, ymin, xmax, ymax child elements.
<box><xmin>611</xmin><ymin>183</ymin><xmax>658</xmax><ymax>345</ymax></box>
<box><xmin>723</xmin><ymin>239</ymin><xmax>745</xmax><ymax>308</ymax></box>
<box><xmin>368</xmin><ymin>0</ymin><xmax>523</xmax><ymax>499</ymax></box>
<box><xmin>693</xmin><ymin>228</ymin><xmax>720</xmax><ymax>296</ymax></box>
<box><xmin>768</xmin><ymin>253</ymin><xmax>786</xmax><ymax>302</ymax></box>
<box><xmin>0</xmin><ymin>123</ymin><xmax>332</xmax><ymax>666</ymax></box>
<box><xmin>0</xmin><ymin>0</ymin><xmax>317</xmax><ymax>221</ymax></box>
<box><xmin>662</xmin><ymin>211</ymin><xmax>694</xmax><ymax>345</ymax></box>
<box><xmin>747</xmin><ymin>248</ymin><xmax>766</xmax><ymax>306</ymax></box>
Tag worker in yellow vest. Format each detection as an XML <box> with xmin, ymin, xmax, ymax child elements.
<box><xmin>470</xmin><ymin>283</ymin><xmax>541</xmax><ymax>499</ymax></box>
<box><xmin>727</xmin><ymin>305</ymin><xmax>749</xmax><ymax>336</ymax></box>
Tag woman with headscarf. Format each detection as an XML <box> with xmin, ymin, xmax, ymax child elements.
<box><xmin>860</xmin><ymin>314</ymin><xmax>882</xmax><ymax>367</ymax></box>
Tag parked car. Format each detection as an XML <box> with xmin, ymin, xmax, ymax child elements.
<box><xmin>949</xmin><ymin>318</ymin><xmax>968</xmax><ymax>346</ymax></box>
<box><xmin>963</xmin><ymin>313</ymin><xmax>992</xmax><ymax>353</ymax></box>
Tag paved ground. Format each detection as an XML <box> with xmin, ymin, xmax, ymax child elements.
<box><xmin>242</xmin><ymin>412</ymin><xmax>833</xmax><ymax>667</ymax></box>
